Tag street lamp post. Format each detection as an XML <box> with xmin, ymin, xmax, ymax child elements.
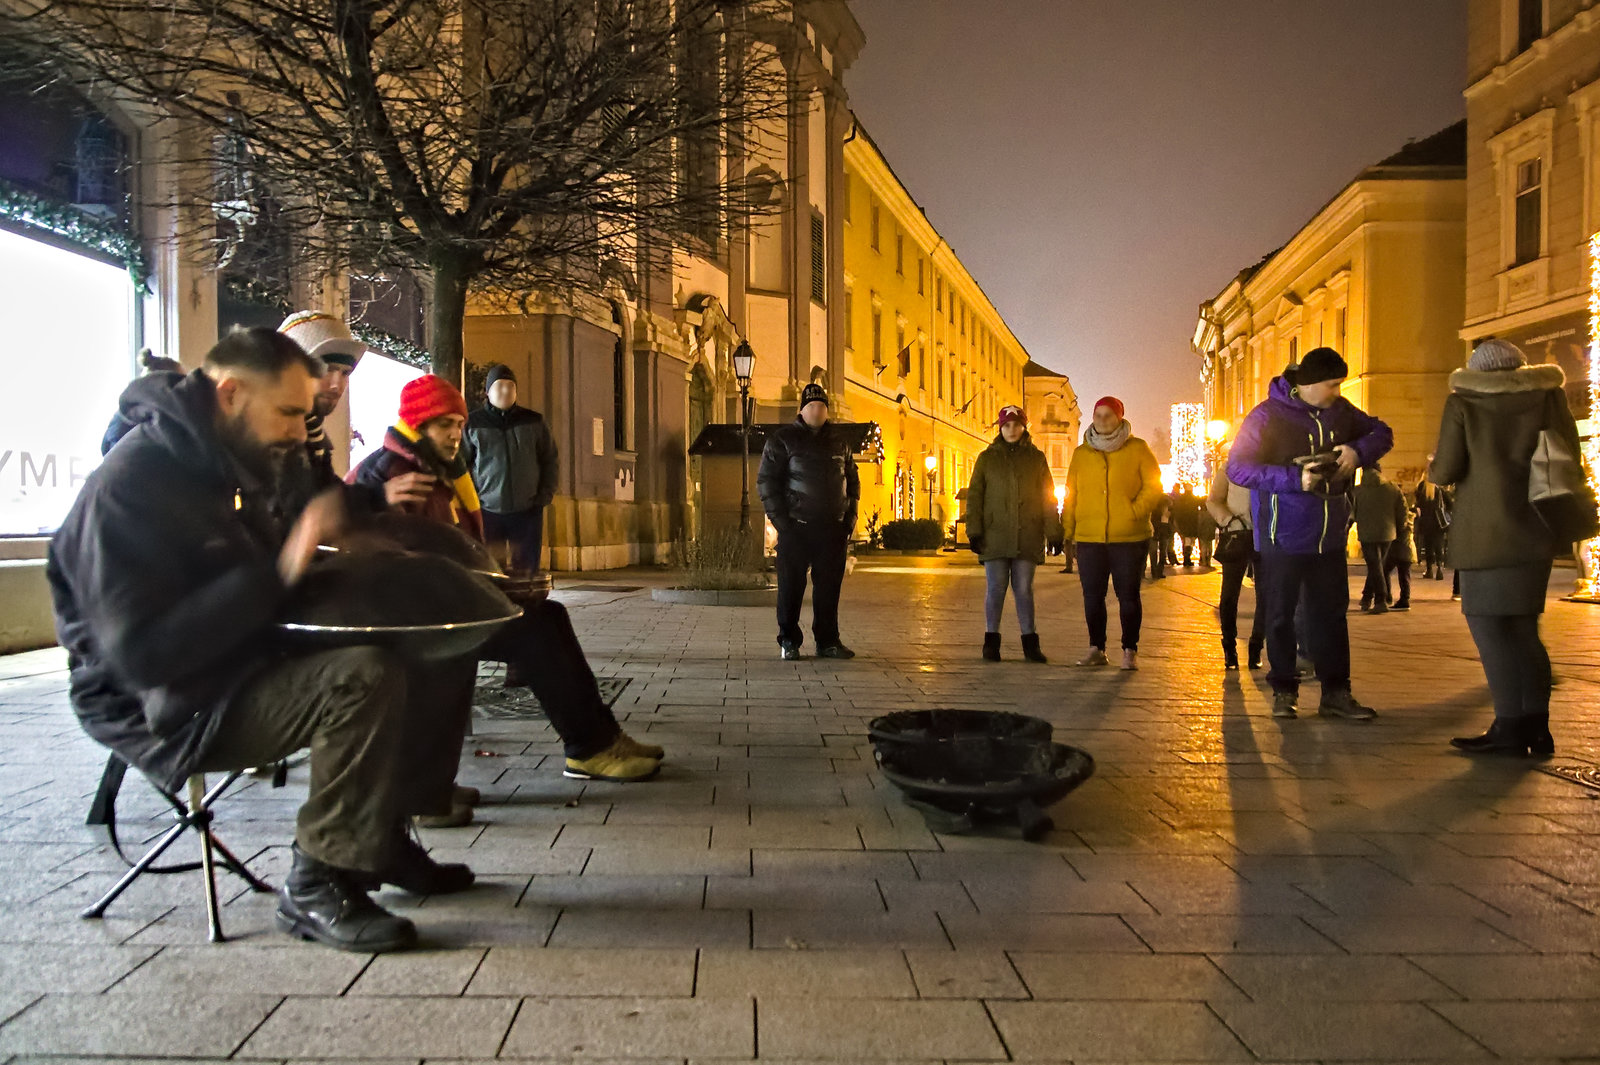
<box><xmin>924</xmin><ymin>453</ymin><xmax>937</xmax><ymax>521</ymax></box>
<box><xmin>733</xmin><ymin>341</ymin><xmax>755</xmax><ymax>532</ymax></box>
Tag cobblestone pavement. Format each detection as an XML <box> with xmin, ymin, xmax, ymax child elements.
<box><xmin>1</xmin><ymin>555</ymin><xmax>1598</xmax><ymax>1064</ymax></box>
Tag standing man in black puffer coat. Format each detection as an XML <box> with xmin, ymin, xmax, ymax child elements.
<box><xmin>464</xmin><ymin>364</ymin><xmax>559</xmax><ymax>573</ymax></box>
<box><xmin>758</xmin><ymin>383</ymin><xmax>860</xmax><ymax>661</ymax></box>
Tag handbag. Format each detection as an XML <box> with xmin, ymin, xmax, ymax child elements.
<box><xmin>1528</xmin><ymin>413</ymin><xmax>1599</xmax><ymax>544</ymax></box>
<box><xmin>1212</xmin><ymin>517</ymin><xmax>1253</xmax><ymax>564</ymax></box>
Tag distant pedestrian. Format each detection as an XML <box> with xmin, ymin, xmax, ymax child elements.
<box><xmin>758</xmin><ymin>383</ymin><xmax>861</xmax><ymax>660</ymax></box>
<box><xmin>1384</xmin><ymin>488</ymin><xmax>1414</xmax><ymax>610</ymax></box>
<box><xmin>1228</xmin><ymin>347</ymin><xmax>1393</xmax><ymax>720</ymax></box>
<box><xmin>464</xmin><ymin>364</ymin><xmax>559</xmax><ymax>574</ymax></box>
<box><xmin>1063</xmin><ymin>396</ymin><xmax>1163</xmax><ymax>670</ymax></box>
<box><xmin>966</xmin><ymin>405</ymin><xmax>1063</xmax><ymax>663</ymax></box>
<box><xmin>1196</xmin><ymin>502</ymin><xmax>1217</xmax><ymax>568</ymax></box>
<box><xmin>1414</xmin><ymin>479</ymin><xmax>1450</xmax><ymax>579</ymax></box>
<box><xmin>1353</xmin><ymin>464</ymin><xmax>1402</xmax><ymax>613</ymax></box>
<box><xmin>1206</xmin><ymin>467</ymin><xmax>1265</xmax><ymax>670</ymax></box>
<box><xmin>1172</xmin><ymin>485</ymin><xmax>1201</xmax><ymax>566</ymax></box>
<box><xmin>1147</xmin><ymin>493</ymin><xmax>1172</xmax><ymax>580</ymax></box>
<box><xmin>1429</xmin><ymin>339</ymin><xmax>1586</xmax><ymax>757</ymax></box>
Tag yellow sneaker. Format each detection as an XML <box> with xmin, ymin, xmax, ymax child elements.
<box><xmin>563</xmin><ymin>740</ymin><xmax>661</xmax><ymax>782</ymax></box>
<box><xmin>613</xmin><ymin>732</ymin><xmax>665</xmax><ymax>761</ymax></box>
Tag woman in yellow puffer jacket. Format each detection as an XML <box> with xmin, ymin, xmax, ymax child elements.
<box><xmin>1063</xmin><ymin>397</ymin><xmax>1164</xmax><ymax>670</ymax></box>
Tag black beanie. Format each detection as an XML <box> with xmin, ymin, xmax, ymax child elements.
<box><xmin>800</xmin><ymin>382</ymin><xmax>828</xmax><ymax>408</ymax></box>
<box><xmin>1295</xmin><ymin>347</ymin><xmax>1347</xmax><ymax>386</ymax></box>
<box><xmin>485</xmin><ymin>364</ymin><xmax>515</xmax><ymax>390</ymax></box>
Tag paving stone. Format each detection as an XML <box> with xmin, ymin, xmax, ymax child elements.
<box><xmin>1011</xmin><ymin>951</ymin><xmax>1245</xmax><ymax>1001</ymax></box>
<box><xmin>705</xmin><ymin>873</ymin><xmax>884</xmax><ymax>911</ymax></box>
<box><xmin>1305</xmin><ymin>913</ymin><xmax>1534</xmax><ymax>953</ymax></box>
<box><xmin>0</xmin><ymin>942</ymin><xmax>156</xmax><ymax>993</ymax></box>
<box><xmin>547</xmin><ymin>907</ymin><xmax>749</xmax><ymax>949</ymax></box>
<box><xmin>519</xmin><ymin>874</ymin><xmax>706</xmax><ymax>910</ymax></box>
<box><xmin>988</xmin><ymin>1000</ymin><xmax>1252</xmax><ymax>1061</ymax></box>
<box><xmin>346</xmin><ymin>948</ymin><xmax>487</xmax><ymax>996</ymax></box>
<box><xmin>467</xmin><ymin>946</ymin><xmax>695</xmax><ymax>996</ymax></box>
<box><xmin>502</xmin><ymin>997</ymin><xmax>752</xmax><ymax>1059</ymax></box>
<box><xmin>757</xmin><ymin>998</ymin><xmax>1006</xmax><ymax>1060</ymax></box>
<box><xmin>241</xmin><ymin>995</ymin><xmax>517</xmax><ymax>1059</ymax></box>
<box><xmin>962</xmin><ymin>875</ymin><xmax>1155</xmax><ymax>915</ymax></box>
<box><xmin>940</xmin><ymin>911</ymin><xmax>1149</xmax><ymax>952</ymax></box>
<box><xmin>903</xmin><ymin>948</ymin><xmax>1028</xmax><ymax>999</ymax></box>
<box><xmin>1214</xmin><ymin>1000</ymin><xmax>1490</xmax><ymax>1060</ymax></box>
<box><xmin>0</xmin><ymin>991</ymin><xmax>279</xmax><ymax>1057</ymax></box>
<box><xmin>1432</xmin><ymin>1000</ymin><xmax>1600</xmax><ymax>1057</ymax></box>
<box><xmin>697</xmin><ymin>948</ymin><xmax>915</xmax><ymax>998</ymax></box>
<box><xmin>111</xmin><ymin>943</ymin><xmax>367</xmax><ymax>996</ymax></box>
<box><xmin>752</xmin><ymin>909</ymin><xmax>950</xmax><ymax>950</ymax></box>
<box><xmin>1210</xmin><ymin>953</ymin><xmax>1460</xmax><ymax>1001</ymax></box>
<box><xmin>1411</xmin><ymin>953</ymin><xmax>1600</xmax><ymax>999</ymax></box>
<box><xmin>1124</xmin><ymin>913</ymin><xmax>1342</xmax><ymax>953</ymax></box>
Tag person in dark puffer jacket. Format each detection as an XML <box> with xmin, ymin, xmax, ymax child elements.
<box><xmin>757</xmin><ymin>382</ymin><xmax>860</xmax><ymax>660</ymax></box>
<box><xmin>463</xmin><ymin>364</ymin><xmax>558</xmax><ymax>573</ymax></box>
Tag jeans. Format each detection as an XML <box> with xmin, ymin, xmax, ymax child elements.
<box><xmin>1360</xmin><ymin>541</ymin><xmax>1393</xmax><ymax>605</ymax></box>
<box><xmin>483</xmin><ymin>506</ymin><xmax>546</xmax><ymax>574</ymax></box>
<box><xmin>1218</xmin><ymin>553</ymin><xmax>1266</xmax><ymax>648</ymax></box>
<box><xmin>1419</xmin><ymin>530</ymin><xmax>1446</xmax><ymax>573</ymax></box>
<box><xmin>198</xmin><ymin>647</ymin><xmax>472</xmax><ymax>873</ymax></box>
<box><xmin>1076</xmin><ymin>541</ymin><xmax>1146</xmax><ymax>651</ymax></box>
<box><xmin>984</xmin><ymin>558</ymin><xmax>1038</xmax><ymax>634</ymax></box>
<box><xmin>1465</xmin><ymin>614</ymin><xmax>1552</xmax><ymax>721</ymax></box>
<box><xmin>1148</xmin><ymin>525</ymin><xmax>1170</xmax><ymax>578</ymax></box>
<box><xmin>1385</xmin><ymin>551</ymin><xmax>1412</xmax><ymax>605</ymax></box>
<box><xmin>775</xmin><ymin>519</ymin><xmax>849</xmax><ymax>648</ymax></box>
<box><xmin>1259</xmin><ymin>550</ymin><xmax>1351</xmax><ymax>694</ymax></box>
<box><xmin>478</xmin><ymin>599</ymin><xmax>622</xmax><ymax>759</ymax></box>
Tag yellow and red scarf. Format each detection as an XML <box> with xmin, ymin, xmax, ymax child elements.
<box><xmin>388</xmin><ymin>420</ymin><xmax>485</xmax><ymax>540</ymax></box>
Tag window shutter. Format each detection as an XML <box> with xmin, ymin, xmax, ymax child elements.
<box><xmin>810</xmin><ymin>214</ymin><xmax>826</xmax><ymax>303</ymax></box>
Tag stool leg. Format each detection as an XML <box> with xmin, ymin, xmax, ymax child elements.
<box><xmin>80</xmin><ymin>817</ymin><xmax>190</xmax><ymax>919</ymax></box>
<box><xmin>189</xmin><ymin>776</ymin><xmax>225</xmax><ymax>943</ymax></box>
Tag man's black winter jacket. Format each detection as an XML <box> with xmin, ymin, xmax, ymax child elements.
<box><xmin>757</xmin><ymin>418</ymin><xmax>861</xmax><ymax>529</ymax></box>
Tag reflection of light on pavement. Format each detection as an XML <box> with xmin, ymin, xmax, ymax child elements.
<box><xmin>851</xmin><ymin>566</ymin><xmax>985</xmax><ymax>576</ymax></box>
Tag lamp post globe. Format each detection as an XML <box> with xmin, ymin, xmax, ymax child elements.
<box><xmin>734</xmin><ymin>341</ymin><xmax>755</xmax><ymax>531</ymax></box>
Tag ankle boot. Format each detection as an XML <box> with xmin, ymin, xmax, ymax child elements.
<box><xmin>1222</xmin><ymin>640</ymin><xmax>1239</xmax><ymax>671</ymax></box>
<box><xmin>1451</xmin><ymin>717</ymin><xmax>1553</xmax><ymax>758</ymax></box>
<box><xmin>982</xmin><ymin>631</ymin><xmax>1002</xmax><ymax>661</ymax></box>
<box><xmin>276</xmin><ymin>844</ymin><xmax>417</xmax><ymax>953</ymax></box>
<box><xmin>1020</xmin><ymin>633</ymin><xmax>1047</xmax><ymax>663</ymax></box>
<box><xmin>1247</xmin><ymin>641</ymin><xmax>1263</xmax><ymax>670</ymax></box>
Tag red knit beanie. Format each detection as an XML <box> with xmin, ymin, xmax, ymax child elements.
<box><xmin>1092</xmin><ymin>395</ymin><xmax>1125</xmax><ymax>419</ymax></box>
<box><xmin>399</xmin><ymin>374</ymin><xmax>468</xmax><ymax>427</ymax></box>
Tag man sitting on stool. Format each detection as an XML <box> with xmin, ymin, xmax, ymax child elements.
<box><xmin>49</xmin><ymin>329</ymin><xmax>473</xmax><ymax>955</ymax></box>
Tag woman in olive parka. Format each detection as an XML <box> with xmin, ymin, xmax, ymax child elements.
<box><xmin>965</xmin><ymin>405</ymin><xmax>1063</xmax><ymax>662</ymax></box>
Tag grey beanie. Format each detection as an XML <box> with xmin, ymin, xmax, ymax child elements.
<box><xmin>1468</xmin><ymin>338</ymin><xmax>1526</xmax><ymax>372</ymax></box>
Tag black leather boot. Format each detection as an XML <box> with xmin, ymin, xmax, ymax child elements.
<box><xmin>982</xmin><ymin>631</ymin><xmax>1002</xmax><ymax>661</ymax></box>
<box><xmin>377</xmin><ymin>833</ymin><xmax>476</xmax><ymax>896</ymax></box>
<box><xmin>276</xmin><ymin>844</ymin><xmax>417</xmax><ymax>953</ymax></box>
<box><xmin>1247</xmin><ymin>641</ymin><xmax>1263</xmax><ymax>670</ymax></box>
<box><xmin>1222</xmin><ymin>640</ymin><xmax>1239</xmax><ymax>671</ymax></box>
<box><xmin>1021</xmin><ymin>633</ymin><xmax>1047</xmax><ymax>663</ymax></box>
<box><xmin>1452</xmin><ymin>717</ymin><xmax>1554</xmax><ymax>758</ymax></box>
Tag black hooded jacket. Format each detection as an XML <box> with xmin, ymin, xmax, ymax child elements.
<box><xmin>757</xmin><ymin>417</ymin><xmax>861</xmax><ymax>528</ymax></box>
<box><xmin>48</xmin><ymin>371</ymin><xmax>290</xmax><ymax>791</ymax></box>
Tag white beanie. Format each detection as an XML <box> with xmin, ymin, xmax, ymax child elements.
<box><xmin>279</xmin><ymin>311</ymin><xmax>366</xmax><ymax>368</ymax></box>
<box><xmin>1467</xmin><ymin>338</ymin><xmax>1526</xmax><ymax>373</ymax></box>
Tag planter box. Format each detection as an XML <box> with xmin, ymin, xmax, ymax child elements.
<box><xmin>651</xmin><ymin>586</ymin><xmax>777</xmax><ymax>606</ymax></box>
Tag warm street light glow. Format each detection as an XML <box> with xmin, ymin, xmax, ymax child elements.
<box><xmin>1575</xmin><ymin>232</ymin><xmax>1600</xmax><ymax>601</ymax></box>
<box><xmin>1171</xmin><ymin>403</ymin><xmax>1206</xmax><ymax>489</ymax></box>
<box><xmin>924</xmin><ymin>454</ymin><xmax>937</xmax><ymax>472</ymax></box>
<box><xmin>1206</xmin><ymin>419</ymin><xmax>1229</xmax><ymax>442</ymax></box>
<box><xmin>1054</xmin><ymin>483</ymin><xmax>1066</xmax><ymax>514</ymax></box>
<box><xmin>731</xmin><ymin>340</ymin><xmax>755</xmax><ymax>386</ymax></box>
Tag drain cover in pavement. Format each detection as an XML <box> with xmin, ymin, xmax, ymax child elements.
<box><xmin>472</xmin><ymin>676</ymin><xmax>630</xmax><ymax>719</ymax></box>
<box><xmin>1536</xmin><ymin>762</ymin><xmax>1600</xmax><ymax>792</ymax></box>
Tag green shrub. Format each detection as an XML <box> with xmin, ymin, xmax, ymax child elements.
<box><xmin>880</xmin><ymin>518</ymin><xmax>945</xmax><ymax>550</ymax></box>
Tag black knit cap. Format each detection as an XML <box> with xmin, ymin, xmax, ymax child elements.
<box><xmin>1295</xmin><ymin>347</ymin><xmax>1347</xmax><ymax>386</ymax></box>
<box><xmin>799</xmin><ymin>382</ymin><xmax>828</xmax><ymax>408</ymax></box>
<box><xmin>485</xmin><ymin>364</ymin><xmax>515</xmax><ymax>389</ymax></box>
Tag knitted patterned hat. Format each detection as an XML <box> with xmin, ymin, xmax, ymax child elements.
<box><xmin>1092</xmin><ymin>396</ymin><xmax>1124</xmax><ymax>419</ymax></box>
<box><xmin>998</xmin><ymin>404</ymin><xmax>1027</xmax><ymax>427</ymax></box>
<box><xmin>1468</xmin><ymin>338</ymin><xmax>1527</xmax><ymax>372</ymax></box>
<box><xmin>279</xmin><ymin>311</ymin><xmax>366</xmax><ymax>368</ymax></box>
<box><xmin>399</xmin><ymin>374</ymin><xmax>468</xmax><ymax>427</ymax></box>
<box><xmin>800</xmin><ymin>382</ymin><xmax>828</xmax><ymax>408</ymax></box>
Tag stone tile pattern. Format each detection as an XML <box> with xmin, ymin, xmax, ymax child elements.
<box><xmin>1</xmin><ymin>563</ymin><xmax>1598</xmax><ymax>1062</ymax></box>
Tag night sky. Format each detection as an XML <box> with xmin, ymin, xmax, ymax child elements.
<box><xmin>846</xmin><ymin>0</ymin><xmax>1467</xmax><ymax>451</ymax></box>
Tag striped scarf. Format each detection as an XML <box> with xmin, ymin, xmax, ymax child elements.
<box><xmin>390</xmin><ymin>419</ymin><xmax>484</xmax><ymax>538</ymax></box>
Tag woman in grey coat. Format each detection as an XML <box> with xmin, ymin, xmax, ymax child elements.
<box><xmin>1427</xmin><ymin>339</ymin><xmax>1581</xmax><ymax>757</ymax></box>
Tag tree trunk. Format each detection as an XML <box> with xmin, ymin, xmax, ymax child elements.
<box><xmin>430</xmin><ymin>257</ymin><xmax>471</xmax><ymax>384</ymax></box>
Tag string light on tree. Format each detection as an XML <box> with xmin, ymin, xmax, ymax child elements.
<box><xmin>1574</xmin><ymin>231</ymin><xmax>1600</xmax><ymax>601</ymax></box>
<box><xmin>1170</xmin><ymin>403</ymin><xmax>1206</xmax><ymax>489</ymax></box>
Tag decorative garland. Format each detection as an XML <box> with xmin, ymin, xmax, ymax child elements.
<box><xmin>0</xmin><ymin>177</ymin><xmax>148</xmax><ymax>291</ymax></box>
<box><xmin>352</xmin><ymin>323</ymin><xmax>432</xmax><ymax>370</ymax></box>
<box><xmin>219</xmin><ymin>272</ymin><xmax>290</xmax><ymax>313</ymax></box>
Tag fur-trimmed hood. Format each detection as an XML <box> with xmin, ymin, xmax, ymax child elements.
<box><xmin>1450</xmin><ymin>363</ymin><xmax>1565</xmax><ymax>395</ymax></box>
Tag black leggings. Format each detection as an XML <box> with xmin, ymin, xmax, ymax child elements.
<box><xmin>1465</xmin><ymin>614</ymin><xmax>1551</xmax><ymax>721</ymax></box>
<box><xmin>1218</xmin><ymin>554</ymin><xmax>1266</xmax><ymax>648</ymax></box>
<box><xmin>1077</xmin><ymin>541</ymin><xmax>1146</xmax><ymax>651</ymax></box>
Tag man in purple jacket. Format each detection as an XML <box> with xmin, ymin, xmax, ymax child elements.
<box><xmin>1227</xmin><ymin>347</ymin><xmax>1393</xmax><ymax>721</ymax></box>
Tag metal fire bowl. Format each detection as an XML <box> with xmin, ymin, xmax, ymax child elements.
<box><xmin>875</xmin><ymin>736</ymin><xmax>1095</xmax><ymax>808</ymax></box>
<box><xmin>275</xmin><ymin>609</ymin><xmax>522</xmax><ymax>661</ymax></box>
<box><xmin>868</xmin><ymin>708</ymin><xmax>1053</xmax><ymax>751</ymax></box>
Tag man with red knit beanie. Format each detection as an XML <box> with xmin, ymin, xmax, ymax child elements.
<box><xmin>352</xmin><ymin>376</ymin><xmax>662</xmax><ymax>798</ymax></box>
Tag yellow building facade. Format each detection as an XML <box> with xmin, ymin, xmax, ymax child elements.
<box><xmin>1024</xmin><ymin>362</ymin><xmax>1080</xmax><ymax>490</ymax></box>
<box><xmin>839</xmin><ymin>122</ymin><xmax>1058</xmax><ymax>531</ymax></box>
<box><xmin>1192</xmin><ymin>125</ymin><xmax>1468</xmax><ymax>482</ymax></box>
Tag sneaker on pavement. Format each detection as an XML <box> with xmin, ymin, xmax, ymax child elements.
<box><xmin>1120</xmin><ymin>649</ymin><xmax>1138</xmax><ymax>671</ymax></box>
<box><xmin>816</xmin><ymin>643</ymin><xmax>856</xmax><ymax>659</ymax></box>
<box><xmin>1319</xmin><ymin>689</ymin><xmax>1377</xmax><ymax>721</ymax></box>
<box><xmin>1392</xmin><ymin>600</ymin><xmax>1411</xmax><ymax>611</ymax></box>
<box><xmin>1271</xmin><ymin>690</ymin><xmax>1299</xmax><ymax>719</ymax></box>
<box><xmin>1074</xmin><ymin>648</ymin><xmax>1109</xmax><ymax>668</ymax></box>
<box><xmin>613</xmin><ymin>731</ymin><xmax>665</xmax><ymax>761</ymax></box>
<box><xmin>1371</xmin><ymin>601</ymin><xmax>1389</xmax><ymax>614</ymax></box>
<box><xmin>564</xmin><ymin>739</ymin><xmax>662</xmax><ymax>782</ymax></box>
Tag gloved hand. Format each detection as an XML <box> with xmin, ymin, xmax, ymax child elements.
<box><xmin>968</xmin><ymin>535</ymin><xmax>983</xmax><ymax>555</ymax></box>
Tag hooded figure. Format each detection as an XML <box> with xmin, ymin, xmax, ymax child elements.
<box><xmin>965</xmin><ymin>405</ymin><xmax>1062</xmax><ymax>662</ymax></box>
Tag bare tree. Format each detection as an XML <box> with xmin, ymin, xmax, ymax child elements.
<box><xmin>1</xmin><ymin>0</ymin><xmax>795</xmax><ymax>379</ymax></box>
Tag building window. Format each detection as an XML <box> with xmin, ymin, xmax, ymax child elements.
<box><xmin>1514</xmin><ymin>158</ymin><xmax>1542</xmax><ymax>265</ymax></box>
<box><xmin>917</xmin><ymin>258</ymin><xmax>924</xmax><ymax>295</ymax></box>
<box><xmin>937</xmin><ymin>357</ymin><xmax>945</xmax><ymax>399</ymax></box>
<box><xmin>1516</xmin><ymin>0</ymin><xmax>1542</xmax><ymax>53</ymax></box>
<box><xmin>1335</xmin><ymin>308</ymin><xmax>1346</xmax><ymax>350</ymax></box>
<box><xmin>935</xmin><ymin>276</ymin><xmax>942</xmax><ymax>311</ymax></box>
<box><xmin>870</xmin><ymin>202</ymin><xmax>880</xmax><ymax>251</ymax></box>
<box><xmin>1288</xmin><ymin>337</ymin><xmax>1298</xmax><ymax>364</ymax></box>
<box><xmin>872</xmin><ymin>306</ymin><xmax>882</xmax><ymax>367</ymax></box>
<box><xmin>612</xmin><ymin>306</ymin><xmax>632</xmax><ymax>452</ymax></box>
<box><xmin>810</xmin><ymin>213</ymin><xmax>826</xmax><ymax>303</ymax></box>
<box><xmin>844</xmin><ymin>288</ymin><xmax>854</xmax><ymax>350</ymax></box>
<box><xmin>841</xmin><ymin>172</ymin><xmax>851</xmax><ymax>224</ymax></box>
<box><xmin>896</xmin><ymin>325</ymin><xmax>907</xmax><ymax>377</ymax></box>
<box><xmin>895</xmin><ymin>234</ymin><xmax>904</xmax><ymax>275</ymax></box>
<box><xmin>918</xmin><ymin>341</ymin><xmax>926</xmax><ymax>388</ymax></box>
